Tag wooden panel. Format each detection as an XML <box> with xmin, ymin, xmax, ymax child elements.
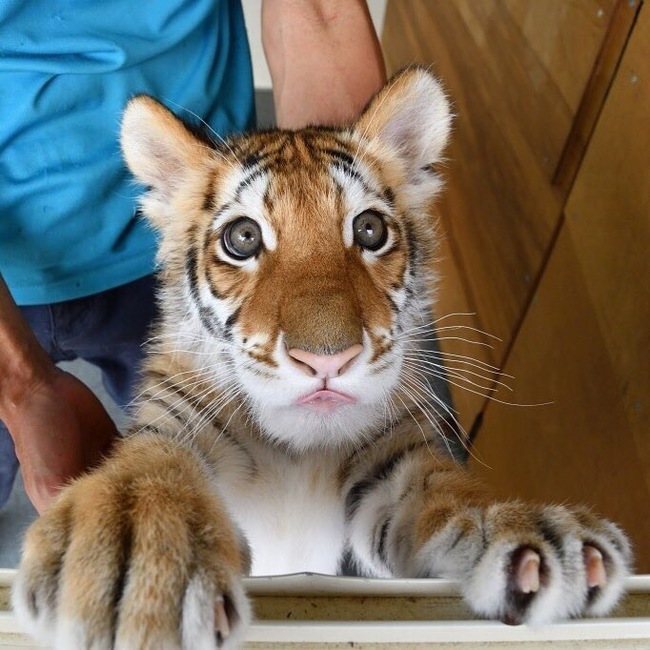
<box><xmin>564</xmin><ymin>2</ymin><xmax>650</xmax><ymax>494</ymax></box>
<box><xmin>381</xmin><ymin>0</ymin><xmax>634</xmax><ymax>442</ymax></box>
<box><xmin>553</xmin><ymin>0</ymin><xmax>641</xmax><ymax>192</ymax></box>
<box><xmin>470</xmin><ymin>225</ymin><xmax>650</xmax><ymax>572</ymax></box>
<box><xmin>382</xmin><ymin>0</ymin><xmax>582</xmax><ymax>364</ymax></box>
<box><xmin>502</xmin><ymin>0</ymin><xmax>617</xmax><ymax>114</ymax></box>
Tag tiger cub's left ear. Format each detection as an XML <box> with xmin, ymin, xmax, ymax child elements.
<box><xmin>354</xmin><ymin>66</ymin><xmax>452</xmax><ymax>204</ymax></box>
<box><xmin>121</xmin><ymin>95</ymin><xmax>208</xmax><ymax>199</ymax></box>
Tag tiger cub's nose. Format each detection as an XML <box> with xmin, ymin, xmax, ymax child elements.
<box><xmin>288</xmin><ymin>345</ymin><xmax>363</xmax><ymax>379</ymax></box>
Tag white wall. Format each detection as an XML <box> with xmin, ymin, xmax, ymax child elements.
<box><xmin>241</xmin><ymin>0</ymin><xmax>387</xmax><ymax>89</ymax></box>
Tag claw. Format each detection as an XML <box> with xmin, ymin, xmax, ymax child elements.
<box><xmin>516</xmin><ymin>548</ymin><xmax>541</xmax><ymax>594</ymax></box>
<box><xmin>215</xmin><ymin>596</ymin><xmax>231</xmax><ymax>643</ymax></box>
<box><xmin>584</xmin><ymin>545</ymin><xmax>607</xmax><ymax>588</ymax></box>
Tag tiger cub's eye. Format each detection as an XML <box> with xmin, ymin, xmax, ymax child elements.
<box><xmin>222</xmin><ymin>217</ymin><xmax>263</xmax><ymax>260</ymax></box>
<box><xmin>353</xmin><ymin>210</ymin><xmax>388</xmax><ymax>251</ymax></box>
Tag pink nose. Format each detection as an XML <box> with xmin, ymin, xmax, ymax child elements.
<box><xmin>288</xmin><ymin>344</ymin><xmax>363</xmax><ymax>378</ymax></box>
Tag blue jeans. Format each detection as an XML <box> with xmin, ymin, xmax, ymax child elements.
<box><xmin>0</xmin><ymin>275</ymin><xmax>158</xmax><ymax>508</ymax></box>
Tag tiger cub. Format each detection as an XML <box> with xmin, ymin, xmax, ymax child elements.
<box><xmin>14</xmin><ymin>67</ymin><xmax>631</xmax><ymax>649</ymax></box>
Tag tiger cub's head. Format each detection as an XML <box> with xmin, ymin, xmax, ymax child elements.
<box><xmin>121</xmin><ymin>67</ymin><xmax>451</xmax><ymax>451</ymax></box>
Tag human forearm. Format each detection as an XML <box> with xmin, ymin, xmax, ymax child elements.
<box><xmin>0</xmin><ymin>274</ymin><xmax>117</xmax><ymax>512</ymax></box>
<box><xmin>0</xmin><ymin>275</ymin><xmax>54</xmax><ymax>421</ymax></box>
<box><xmin>262</xmin><ymin>0</ymin><xmax>386</xmax><ymax>128</ymax></box>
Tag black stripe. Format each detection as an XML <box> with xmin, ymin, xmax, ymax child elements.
<box><xmin>383</xmin><ymin>186</ymin><xmax>395</xmax><ymax>208</ymax></box>
<box><xmin>345</xmin><ymin>441</ymin><xmax>428</xmax><ymax>520</ymax></box>
<box><xmin>143</xmin><ymin>368</ymin><xmax>173</xmax><ymax>386</ymax></box>
<box><xmin>386</xmin><ymin>292</ymin><xmax>399</xmax><ymax>314</ymax></box>
<box><xmin>142</xmin><ymin>395</ymin><xmax>188</xmax><ymax>426</ymax></box>
<box><xmin>376</xmin><ymin>516</ymin><xmax>392</xmax><ymax>566</ymax></box>
<box><xmin>185</xmin><ymin>246</ymin><xmax>221</xmax><ymax>336</ymax></box>
<box><xmin>236</xmin><ymin>133</ymin><xmax>291</xmax><ymax>165</ymax></box>
<box><xmin>345</xmin><ymin>478</ymin><xmax>373</xmax><ymax>520</ymax></box>
<box><xmin>404</xmin><ymin>220</ymin><xmax>419</xmax><ymax>273</ymax></box>
<box><xmin>130</xmin><ymin>424</ymin><xmax>165</xmax><ymax>437</ymax></box>
<box><xmin>324</xmin><ymin>148</ymin><xmax>355</xmax><ymax>168</ymax></box>
<box><xmin>185</xmin><ymin>233</ymin><xmax>202</xmax><ymax>303</ymax></box>
<box><xmin>242</xmin><ymin>153</ymin><xmax>262</xmax><ymax>169</ymax></box>
<box><xmin>211</xmin><ymin>201</ymin><xmax>233</xmax><ymax>226</ymax></box>
<box><xmin>536</xmin><ymin>515</ymin><xmax>565</xmax><ymax>559</ymax></box>
<box><xmin>300</xmin><ymin>134</ymin><xmax>320</xmax><ymax>159</ymax></box>
<box><xmin>327</xmin><ymin>156</ymin><xmax>391</xmax><ymax>211</ymax></box>
<box><xmin>202</xmin><ymin>228</ymin><xmax>234</xmax><ymax>301</ymax></box>
<box><xmin>233</xmin><ymin>168</ymin><xmax>267</xmax><ymax>201</ymax></box>
<box><xmin>224</xmin><ymin>306</ymin><xmax>240</xmax><ymax>333</ymax></box>
<box><xmin>332</xmin><ymin>160</ymin><xmax>367</xmax><ymax>188</ymax></box>
<box><xmin>323</xmin><ymin>148</ymin><xmax>367</xmax><ymax>186</ymax></box>
<box><xmin>203</xmin><ymin>185</ymin><xmax>216</xmax><ymax>213</ymax></box>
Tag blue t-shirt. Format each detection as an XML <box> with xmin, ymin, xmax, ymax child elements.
<box><xmin>0</xmin><ymin>0</ymin><xmax>255</xmax><ymax>305</ymax></box>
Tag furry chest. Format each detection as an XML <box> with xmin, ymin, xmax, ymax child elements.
<box><xmin>222</xmin><ymin>454</ymin><xmax>346</xmax><ymax>577</ymax></box>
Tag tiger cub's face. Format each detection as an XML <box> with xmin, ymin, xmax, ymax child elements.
<box><xmin>122</xmin><ymin>68</ymin><xmax>451</xmax><ymax>451</ymax></box>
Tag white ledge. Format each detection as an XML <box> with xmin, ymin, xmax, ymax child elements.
<box><xmin>1</xmin><ymin>571</ymin><xmax>648</xmax><ymax>648</ymax></box>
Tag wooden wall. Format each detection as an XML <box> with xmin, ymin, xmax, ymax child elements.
<box><xmin>383</xmin><ymin>0</ymin><xmax>649</xmax><ymax>571</ymax></box>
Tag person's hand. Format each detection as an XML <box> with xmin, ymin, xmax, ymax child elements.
<box><xmin>6</xmin><ymin>367</ymin><xmax>118</xmax><ymax>514</ymax></box>
<box><xmin>0</xmin><ymin>274</ymin><xmax>119</xmax><ymax>514</ymax></box>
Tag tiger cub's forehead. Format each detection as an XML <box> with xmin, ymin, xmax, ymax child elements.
<box><xmin>206</xmin><ymin>130</ymin><xmax>392</xmax><ymax>235</ymax></box>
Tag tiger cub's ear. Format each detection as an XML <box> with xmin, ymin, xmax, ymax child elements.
<box><xmin>120</xmin><ymin>95</ymin><xmax>208</xmax><ymax>199</ymax></box>
<box><xmin>353</xmin><ymin>66</ymin><xmax>452</xmax><ymax>206</ymax></box>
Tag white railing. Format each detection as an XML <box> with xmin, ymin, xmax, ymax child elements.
<box><xmin>1</xmin><ymin>570</ymin><xmax>649</xmax><ymax>648</ymax></box>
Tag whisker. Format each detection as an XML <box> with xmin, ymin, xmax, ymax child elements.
<box><xmin>402</xmin><ymin>356</ymin><xmax>514</xmax><ymax>393</ymax></box>
<box><xmin>396</xmin><ymin>380</ymin><xmax>456</xmax><ymax>462</ymax></box>
<box><xmin>405</xmin><ymin>362</ymin><xmax>553</xmax><ymax>408</ymax></box>
<box><xmin>131</xmin><ymin>358</ymin><xmax>245</xmax><ymax>438</ymax></box>
<box><xmin>432</xmin><ymin>324</ymin><xmax>502</xmax><ymax>342</ymax></box>
<box><xmin>406</xmin><ymin>350</ymin><xmax>510</xmax><ymax>379</ymax></box>
<box><xmin>409</xmin><ymin>335</ymin><xmax>494</xmax><ymax>349</ymax></box>
<box><xmin>208</xmin><ymin>397</ymin><xmax>248</xmax><ymax>455</ymax></box>
<box><xmin>392</xmin><ymin>391</ymin><xmax>438</xmax><ymax>461</ymax></box>
<box><xmin>399</xmin><ymin>369</ymin><xmax>488</xmax><ymax>467</ymax></box>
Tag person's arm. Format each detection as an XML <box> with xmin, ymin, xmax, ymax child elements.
<box><xmin>261</xmin><ymin>0</ymin><xmax>386</xmax><ymax>129</ymax></box>
<box><xmin>0</xmin><ymin>275</ymin><xmax>117</xmax><ymax>513</ymax></box>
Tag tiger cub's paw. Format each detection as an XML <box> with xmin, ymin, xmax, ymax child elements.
<box><xmin>415</xmin><ymin>501</ymin><xmax>632</xmax><ymax>625</ymax></box>
<box><xmin>462</xmin><ymin>503</ymin><xmax>632</xmax><ymax>625</ymax></box>
<box><xmin>12</xmin><ymin>438</ymin><xmax>251</xmax><ymax>650</ymax></box>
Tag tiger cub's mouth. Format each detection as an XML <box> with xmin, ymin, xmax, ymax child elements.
<box><xmin>296</xmin><ymin>388</ymin><xmax>357</xmax><ymax>412</ymax></box>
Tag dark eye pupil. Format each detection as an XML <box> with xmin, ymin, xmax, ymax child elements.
<box><xmin>222</xmin><ymin>217</ymin><xmax>262</xmax><ymax>260</ymax></box>
<box><xmin>353</xmin><ymin>211</ymin><xmax>387</xmax><ymax>251</ymax></box>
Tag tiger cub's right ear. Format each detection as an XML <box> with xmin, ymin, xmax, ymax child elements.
<box><xmin>353</xmin><ymin>66</ymin><xmax>452</xmax><ymax>207</ymax></box>
<box><xmin>120</xmin><ymin>95</ymin><xmax>208</xmax><ymax>197</ymax></box>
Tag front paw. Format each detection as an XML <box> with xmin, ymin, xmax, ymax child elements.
<box><xmin>414</xmin><ymin>501</ymin><xmax>631</xmax><ymax>625</ymax></box>
<box><xmin>462</xmin><ymin>503</ymin><xmax>632</xmax><ymax>625</ymax></box>
<box><xmin>12</xmin><ymin>437</ymin><xmax>250</xmax><ymax>650</ymax></box>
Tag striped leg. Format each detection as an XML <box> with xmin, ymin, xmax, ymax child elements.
<box><xmin>345</xmin><ymin>447</ymin><xmax>632</xmax><ymax>625</ymax></box>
